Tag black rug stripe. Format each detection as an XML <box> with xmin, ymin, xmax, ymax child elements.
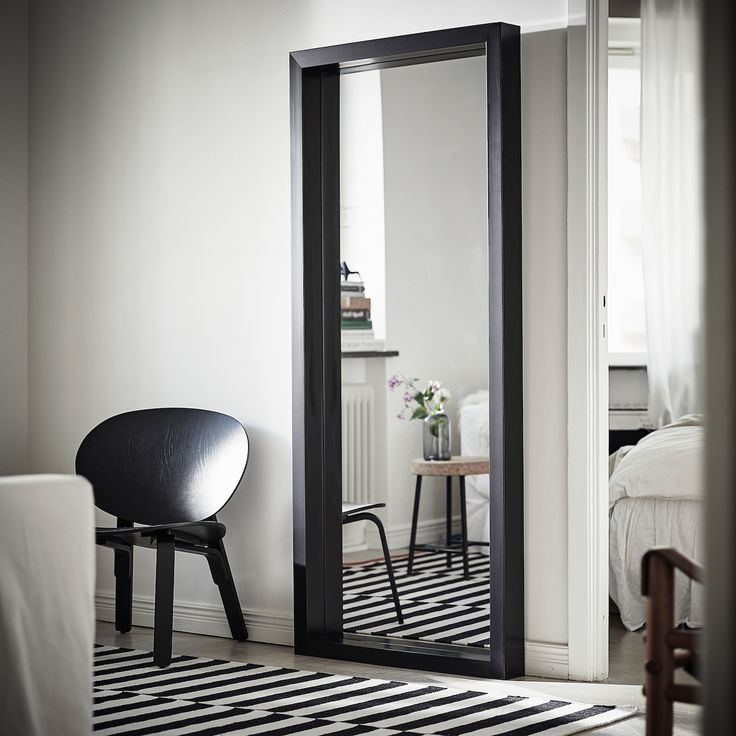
<box><xmin>95</xmin><ymin>659</ymin><xmax>253</xmax><ymax>687</ymax></box>
<box><xmin>277</xmin><ymin>683</ymin><xmax>432</xmax><ymax>717</ymax></box>
<box><xmin>506</xmin><ymin>705</ymin><xmax>617</xmax><ymax>735</ymax></box>
<box><xmin>236</xmin><ymin>678</ymin><xmax>404</xmax><ymax>710</ymax></box>
<box><xmin>341</xmin><ymin>688</ymin><xmax>487</xmax><ymax>724</ymax></box>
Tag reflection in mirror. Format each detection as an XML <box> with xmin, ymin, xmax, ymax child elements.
<box><xmin>339</xmin><ymin>55</ymin><xmax>490</xmax><ymax>649</ymax></box>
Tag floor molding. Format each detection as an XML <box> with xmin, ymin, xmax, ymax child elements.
<box><xmin>95</xmin><ymin>593</ymin><xmax>294</xmax><ymax>647</ymax></box>
<box><xmin>363</xmin><ymin>515</ymin><xmax>462</xmax><ymax>551</ymax></box>
<box><xmin>96</xmin><ymin>592</ymin><xmax>568</xmax><ymax>678</ymax></box>
<box><xmin>524</xmin><ymin>641</ymin><xmax>570</xmax><ymax>679</ymax></box>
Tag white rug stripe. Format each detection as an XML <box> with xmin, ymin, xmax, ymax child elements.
<box><xmin>231</xmin><ymin>678</ymin><xmax>405</xmax><ymax>710</ymax></box>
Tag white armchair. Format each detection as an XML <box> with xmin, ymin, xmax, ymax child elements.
<box><xmin>0</xmin><ymin>475</ymin><xmax>95</xmax><ymax>736</ymax></box>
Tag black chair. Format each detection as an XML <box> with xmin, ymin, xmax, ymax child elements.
<box><xmin>76</xmin><ymin>408</ymin><xmax>250</xmax><ymax>667</ymax></box>
<box><xmin>342</xmin><ymin>502</ymin><xmax>403</xmax><ymax>623</ymax></box>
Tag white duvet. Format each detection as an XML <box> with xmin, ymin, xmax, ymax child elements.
<box><xmin>609</xmin><ymin>414</ymin><xmax>703</xmax><ymax>508</ymax></box>
<box><xmin>458</xmin><ymin>391</ymin><xmax>490</xmax><ymax>553</ymax></box>
<box><xmin>608</xmin><ymin>415</ymin><xmax>704</xmax><ymax>631</ymax></box>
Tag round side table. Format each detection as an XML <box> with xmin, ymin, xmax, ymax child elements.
<box><xmin>408</xmin><ymin>455</ymin><xmax>490</xmax><ymax>579</ymax></box>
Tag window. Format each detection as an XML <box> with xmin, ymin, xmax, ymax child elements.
<box><xmin>608</xmin><ymin>19</ymin><xmax>647</xmax><ymax>366</ymax></box>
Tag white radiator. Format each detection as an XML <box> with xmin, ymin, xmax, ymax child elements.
<box><xmin>341</xmin><ymin>383</ymin><xmax>375</xmax><ymax>505</ymax></box>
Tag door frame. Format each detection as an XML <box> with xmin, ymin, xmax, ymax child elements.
<box><xmin>566</xmin><ymin>0</ymin><xmax>610</xmax><ymax>681</ymax></box>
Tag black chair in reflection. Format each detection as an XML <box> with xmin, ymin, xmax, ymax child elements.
<box><xmin>76</xmin><ymin>408</ymin><xmax>250</xmax><ymax>667</ymax></box>
<box><xmin>342</xmin><ymin>502</ymin><xmax>403</xmax><ymax>623</ymax></box>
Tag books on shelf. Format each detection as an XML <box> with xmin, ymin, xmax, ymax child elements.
<box><xmin>340</xmin><ymin>281</ymin><xmax>365</xmax><ymax>293</ymax></box>
<box><xmin>341</xmin><ymin>309</ymin><xmax>370</xmax><ymax>321</ymax></box>
<box><xmin>341</xmin><ymin>321</ymin><xmax>372</xmax><ymax>331</ymax></box>
<box><xmin>341</xmin><ymin>333</ymin><xmax>385</xmax><ymax>352</ymax></box>
<box><xmin>340</xmin><ymin>270</ymin><xmax>378</xmax><ymax>348</ymax></box>
<box><xmin>341</xmin><ymin>295</ymin><xmax>371</xmax><ymax>310</ymax></box>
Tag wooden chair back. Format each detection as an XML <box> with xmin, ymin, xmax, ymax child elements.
<box><xmin>76</xmin><ymin>408</ymin><xmax>248</xmax><ymax>525</ymax></box>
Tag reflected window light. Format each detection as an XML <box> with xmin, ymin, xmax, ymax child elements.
<box><xmin>608</xmin><ymin>22</ymin><xmax>647</xmax><ymax>367</ymax></box>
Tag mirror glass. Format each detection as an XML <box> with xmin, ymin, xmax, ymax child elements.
<box><xmin>339</xmin><ymin>55</ymin><xmax>490</xmax><ymax>650</ymax></box>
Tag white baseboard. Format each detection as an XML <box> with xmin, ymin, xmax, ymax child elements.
<box><xmin>95</xmin><ymin>593</ymin><xmax>294</xmax><ymax>647</ymax></box>
<box><xmin>96</xmin><ymin>592</ymin><xmax>569</xmax><ymax>680</ymax></box>
<box><xmin>364</xmin><ymin>515</ymin><xmax>461</xmax><ymax>550</ymax></box>
<box><xmin>524</xmin><ymin>641</ymin><xmax>570</xmax><ymax>679</ymax></box>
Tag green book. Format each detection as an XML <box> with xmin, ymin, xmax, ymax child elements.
<box><xmin>341</xmin><ymin>320</ymin><xmax>373</xmax><ymax>330</ymax></box>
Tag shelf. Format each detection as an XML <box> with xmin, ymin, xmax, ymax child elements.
<box><xmin>341</xmin><ymin>350</ymin><xmax>399</xmax><ymax>359</ymax></box>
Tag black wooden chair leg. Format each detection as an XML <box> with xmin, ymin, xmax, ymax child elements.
<box><xmin>153</xmin><ymin>534</ymin><xmax>175</xmax><ymax>667</ymax></box>
<box><xmin>114</xmin><ymin>545</ymin><xmax>133</xmax><ymax>633</ymax></box>
<box><xmin>207</xmin><ymin>541</ymin><xmax>248</xmax><ymax>642</ymax></box>
<box><xmin>368</xmin><ymin>513</ymin><xmax>403</xmax><ymax>624</ymax></box>
<box><xmin>345</xmin><ymin>511</ymin><xmax>403</xmax><ymax>624</ymax></box>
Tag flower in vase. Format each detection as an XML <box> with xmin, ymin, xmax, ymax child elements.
<box><xmin>386</xmin><ymin>374</ymin><xmax>450</xmax><ymax>423</ymax></box>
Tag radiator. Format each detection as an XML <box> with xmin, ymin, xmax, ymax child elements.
<box><xmin>341</xmin><ymin>384</ymin><xmax>375</xmax><ymax>505</ymax></box>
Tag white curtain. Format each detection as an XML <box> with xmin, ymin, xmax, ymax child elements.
<box><xmin>641</xmin><ymin>0</ymin><xmax>703</xmax><ymax>427</ymax></box>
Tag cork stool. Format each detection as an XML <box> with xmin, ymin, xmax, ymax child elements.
<box><xmin>407</xmin><ymin>456</ymin><xmax>490</xmax><ymax>580</ymax></box>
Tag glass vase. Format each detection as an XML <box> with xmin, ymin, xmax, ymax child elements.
<box><xmin>423</xmin><ymin>411</ymin><xmax>451</xmax><ymax>461</ymax></box>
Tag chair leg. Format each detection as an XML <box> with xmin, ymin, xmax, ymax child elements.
<box><xmin>407</xmin><ymin>475</ymin><xmax>422</xmax><ymax>575</ymax></box>
<box><xmin>113</xmin><ymin>545</ymin><xmax>133</xmax><ymax>633</ymax></box>
<box><xmin>206</xmin><ymin>541</ymin><xmax>248</xmax><ymax>642</ymax></box>
<box><xmin>153</xmin><ymin>534</ymin><xmax>175</xmax><ymax>668</ymax></box>
<box><xmin>358</xmin><ymin>512</ymin><xmax>403</xmax><ymax>624</ymax></box>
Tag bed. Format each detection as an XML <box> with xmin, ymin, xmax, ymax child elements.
<box><xmin>458</xmin><ymin>390</ymin><xmax>490</xmax><ymax>552</ymax></box>
<box><xmin>608</xmin><ymin>415</ymin><xmax>704</xmax><ymax>631</ymax></box>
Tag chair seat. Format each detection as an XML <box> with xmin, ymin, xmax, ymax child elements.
<box><xmin>341</xmin><ymin>502</ymin><xmax>386</xmax><ymax>519</ymax></box>
<box><xmin>97</xmin><ymin>520</ymin><xmax>226</xmax><ymax>548</ymax></box>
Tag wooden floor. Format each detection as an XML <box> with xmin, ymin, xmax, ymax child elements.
<box><xmin>96</xmin><ymin>620</ymin><xmax>701</xmax><ymax>735</ymax></box>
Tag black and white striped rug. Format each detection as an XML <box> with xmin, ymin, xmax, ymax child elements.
<box><xmin>343</xmin><ymin>551</ymin><xmax>491</xmax><ymax>647</ymax></box>
<box><xmin>93</xmin><ymin>645</ymin><xmax>635</xmax><ymax>735</ymax></box>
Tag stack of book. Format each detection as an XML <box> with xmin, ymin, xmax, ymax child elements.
<box><xmin>341</xmin><ymin>279</ymin><xmax>383</xmax><ymax>352</ymax></box>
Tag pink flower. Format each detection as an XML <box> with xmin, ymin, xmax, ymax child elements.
<box><xmin>403</xmin><ymin>390</ymin><xmax>414</xmax><ymax>406</ymax></box>
<box><xmin>387</xmin><ymin>374</ymin><xmax>402</xmax><ymax>391</ymax></box>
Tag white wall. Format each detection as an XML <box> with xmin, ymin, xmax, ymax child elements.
<box><xmin>381</xmin><ymin>56</ymin><xmax>489</xmax><ymax>530</ymax></box>
<box><xmin>26</xmin><ymin>0</ymin><xmax>569</xmax><ymax>651</ymax></box>
<box><xmin>340</xmin><ymin>71</ymin><xmax>386</xmax><ymax>341</ymax></box>
<box><xmin>521</xmin><ymin>29</ymin><xmax>569</xmax><ymax>646</ymax></box>
<box><xmin>0</xmin><ymin>0</ymin><xmax>29</xmax><ymax>476</ymax></box>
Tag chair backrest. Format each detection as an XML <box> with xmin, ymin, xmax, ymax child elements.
<box><xmin>75</xmin><ymin>408</ymin><xmax>249</xmax><ymax>525</ymax></box>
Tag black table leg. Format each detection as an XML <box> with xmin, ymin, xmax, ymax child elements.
<box><xmin>459</xmin><ymin>475</ymin><xmax>470</xmax><ymax>579</ymax></box>
<box><xmin>407</xmin><ymin>475</ymin><xmax>422</xmax><ymax>575</ymax></box>
<box><xmin>446</xmin><ymin>476</ymin><xmax>453</xmax><ymax>569</ymax></box>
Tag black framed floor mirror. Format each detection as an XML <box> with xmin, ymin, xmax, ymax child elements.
<box><xmin>291</xmin><ymin>23</ymin><xmax>524</xmax><ymax>679</ymax></box>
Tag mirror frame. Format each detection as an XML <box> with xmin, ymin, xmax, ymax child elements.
<box><xmin>290</xmin><ymin>23</ymin><xmax>524</xmax><ymax>679</ymax></box>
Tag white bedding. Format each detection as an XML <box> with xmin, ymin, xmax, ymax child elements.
<box><xmin>458</xmin><ymin>391</ymin><xmax>490</xmax><ymax>553</ymax></box>
<box><xmin>609</xmin><ymin>496</ymin><xmax>704</xmax><ymax>630</ymax></box>
<box><xmin>609</xmin><ymin>414</ymin><xmax>703</xmax><ymax>507</ymax></box>
<box><xmin>0</xmin><ymin>475</ymin><xmax>96</xmax><ymax>736</ymax></box>
<box><xmin>608</xmin><ymin>415</ymin><xmax>704</xmax><ymax>631</ymax></box>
